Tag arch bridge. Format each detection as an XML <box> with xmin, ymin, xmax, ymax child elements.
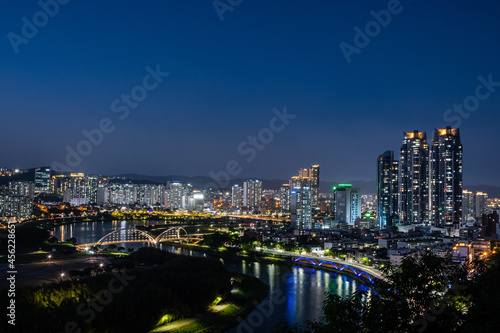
<box><xmin>81</xmin><ymin>226</ymin><xmax>203</xmax><ymax>248</ymax></box>
<box><xmin>293</xmin><ymin>257</ymin><xmax>380</xmax><ymax>284</ymax></box>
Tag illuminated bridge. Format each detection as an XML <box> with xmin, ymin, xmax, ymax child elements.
<box><xmin>292</xmin><ymin>256</ymin><xmax>382</xmax><ymax>284</ymax></box>
<box><xmin>77</xmin><ymin>226</ymin><xmax>203</xmax><ymax>248</ymax></box>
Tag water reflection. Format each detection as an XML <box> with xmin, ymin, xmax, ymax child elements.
<box><xmin>53</xmin><ymin>221</ymin><xmax>370</xmax><ymax>331</ymax></box>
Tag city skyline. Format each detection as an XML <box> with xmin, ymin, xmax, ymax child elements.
<box><xmin>1</xmin><ymin>1</ymin><xmax>500</xmax><ymax>185</ymax></box>
<box><xmin>3</xmin><ymin>2</ymin><xmax>500</xmax><ymax>332</ymax></box>
<box><xmin>0</xmin><ymin>124</ymin><xmax>490</xmax><ymax>190</ymax></box>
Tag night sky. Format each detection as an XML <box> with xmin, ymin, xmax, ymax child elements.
<box><xmin>1</xmin><ymin>0</ymin><xmax>500</xmax><ymax>185</ymax></box>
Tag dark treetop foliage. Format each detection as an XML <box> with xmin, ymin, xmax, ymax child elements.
<box><xmin>275</xmin><ymin>250</ymin><xmax>500</xmax><ymax>333</ymax></box>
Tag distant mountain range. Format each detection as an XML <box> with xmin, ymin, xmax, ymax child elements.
<box><xmin>115</xmin><ymin>174</ymin><xmax>500</xmax><ymax>197</ymax></box>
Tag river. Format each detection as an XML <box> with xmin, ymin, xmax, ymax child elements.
<box><xmin>53</xmin><ymin>220</ymin><xmax>370</xmax><ymax>332</ymax></box>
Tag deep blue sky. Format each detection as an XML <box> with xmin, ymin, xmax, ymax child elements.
<box><xmin>1</xmin><ymin>0</ymin><xmax>500</xmax><ymax>185</ymax></box>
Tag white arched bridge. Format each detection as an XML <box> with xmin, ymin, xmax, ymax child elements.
<box><xmin>77</xmin><ymin>226</ymin><xmax>203</xmax><ymax>248</ymax></box>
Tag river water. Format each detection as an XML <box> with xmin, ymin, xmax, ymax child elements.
<box><xmin>53</xmin><ymin>220</ymin><xmax>370</xmax><ymax>332</ymax></box>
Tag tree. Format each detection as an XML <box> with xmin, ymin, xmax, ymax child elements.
<box><xmin>68</xmin><ymin>237</ymin><xmax>77</xmax><ymax>245</ymax></box>
<box><xmin>461</xmin><ymin>250</ymin><xmax>500</xmax><ymax>331</ymax></box>
<box><xmin>203</xmin><ymin>232</ymin><xmax>230</xmax><ymax>251</ymax></box>
<box><xmin>241</xmin><ymin>241</ymin><xmax>256</xmax><ymax>252</ymax></box>
<box><xmin>275</xmin><ymin>251</ymin><xmax>473</xmax><ymax>333</ymax></box>
<box><xmin>47</xmin><ymin>236</ymin><xmax>58</xmax><ymax>244</ymax></box>
<box><xmin>107</xmin><ymin>244</ymin><xmax>117</xmax><ymax>251</ymax></box>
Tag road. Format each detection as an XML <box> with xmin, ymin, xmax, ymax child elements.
<box><xmin>0</xmin><ymin>254</ymin><xmax>109</xmax><ymax>290</ymax></box>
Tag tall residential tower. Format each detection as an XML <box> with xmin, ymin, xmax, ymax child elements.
<box><xmin>333</xmin><ymin>184</ymin><xmax>361</xmax><ymax>226</ymax></box>
<box><xmin>430</xmin><ymin>127</ymin><xmax>463</xmax><ymax>230</ymax></box>
<box><xmin>376</xmin><ymin>151</ymin><xmax>399</xmax><ymax>229</ymax></box>
<box><xmin>290</xmin><ymin>176</ymin><xmax>312</xmax><ymax>230</ymax></box>
<box><xmin>309</xmin><ymin>165</ymin><xmax>320</xmax><ymax>207</ymax></box>
<box><xmin>243</xmin><ymin>180</ymin><xmax>262</xmax><ymax>210</ymax></box>
<box><xmin>400</xmin><ymin>131</ymin><xmax>429</xmax><ymax>224</ymax></box>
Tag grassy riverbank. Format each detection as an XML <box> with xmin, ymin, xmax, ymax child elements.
<box><xmin>1</xmin><ymin>248</ymin><xmax>246</xmax><ymax>333</ymax></box>
<box><xmin>153</xmin><ymin>272</ymin><xmax>269</xmax><ymax>333</ymax></box>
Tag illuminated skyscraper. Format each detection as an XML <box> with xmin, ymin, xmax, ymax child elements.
<box><xmin>0</xmin><ymin>194</ymin><xmax>33</xmax><ymax>218</ymax></box>
<box><xmin>165</xmin><ymin>181</ymin><xmax>187</xmax><ymax>209</ymax></box>
<box><xmin>298</xmin><ymin>168</ymin><xmax>308</xmax><ymax>179</ymax></box>
<box><xmin>55</xmin><ymin>173</ymin><xmax>99</xmax><ymax>204</ymax></box>
<box><xmin>108</xmin><ymin>183</ymin><xmax>137</xmax><ymax>205</ymax></box>
<box><xmin>475</xmin><ymin>192</ymin><xmax>489</xmax><ymax>218</ymax></box>
<box><xmin>309</xmin><ymin>164</ymin><xmax>320</xmax><ymax>207</ymax></box>
<box><xmin>243</xmin><ymin>180</ymin><xmax>262</xmax><ymax>210</ymax></box>
<box><xmin>462</xmin><ymin>190</ymin><xmax>475</xmax><ymax>222</ymax></box>
<box><xmin>333</xmin><ymin>184</ymin><xmax>361</xmax><ymax>225</ymax></box>
<box><xmin>34</xmin><ymin>166</ymin><xmax>51</xmax><ymax>194</ymax></box>
<box><xmin>290</xmin><ymin>178</ymin><xmax>312</xmax><ymax>230</ymax></box>
<box><xmin>280</xmin><ymin>184</ymin><xmax>290</xmax><ymax>211</ymax></box>
<box><xmin>400</xmin><ymin>130</ymin><xmax>429</xmax><ymax>224</ymax></box>
<box><xmin>430</xmin><ymin>126</ymin><xmax>463</xmax><ymax>230</ymax></box>
<box><xmin>9</xmin><ymin>181</ymin><xmax>35</xmax><ymax>200</ymax></box>
<box><xmin>136</xmin><ymin>184</ymin><xmax>165</xmax><ymax>206</ymax></box>
<box><xmin>376</xmin><ymin>151</ymin><xmax>399</xmax><ymax>228</ymax></box>
<box><xmin>231</xmin><ymin>184</ymin><xmax>243</xmax><ymax>208</ymax></box>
